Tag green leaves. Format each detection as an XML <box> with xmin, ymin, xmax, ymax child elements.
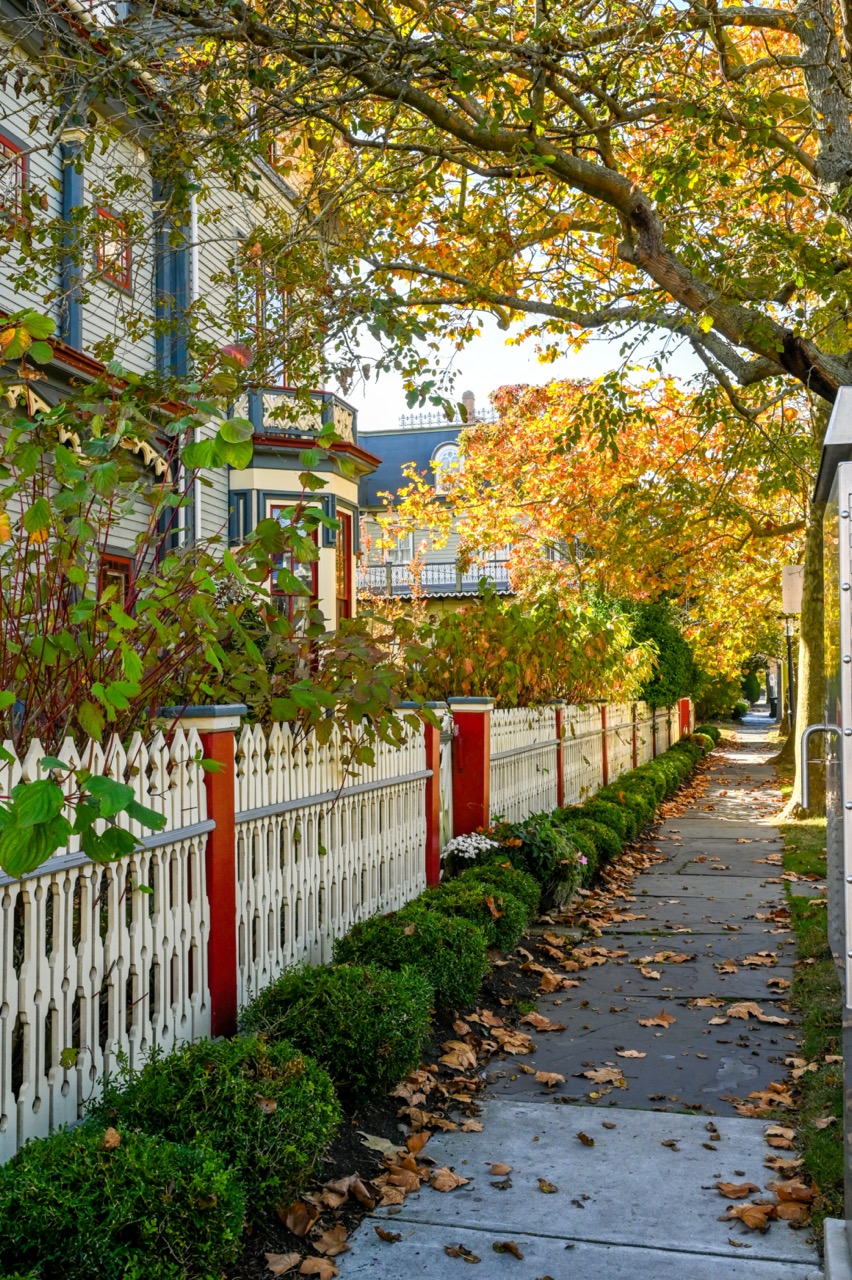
<box><xmin>22</xmin><ymin>498</ymin><xmax>50</xmax><ymax>536</ymax></box>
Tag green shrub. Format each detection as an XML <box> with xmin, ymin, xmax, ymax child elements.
<box><xmin>694</xmin><ymin>723</ymin><xmax>721</xmax><ymax>744</ymax></box>
<box><xmin>559</xmin><ymin>827</ymin><xmax>598</xmax><ymax>883</ymax></box>
<box><xmin>581</xmin><ymin>797</ymin><xmax>634</xmax><ymax>840</ymax></box>
<box><xmin>732</xmin><ymin>699</ymin><xmax>749</xmax><ymax>720</ymax></box>
<box><xmin>742</xmin><ymin>670</ymin><xmax>762</xmax><ymax>704</ymax></box>
<box><xmin>459</xmin><ymin>861</ymin><xmax>542</xmax><ymax>914</ymax></box>
<box><xmin>492</xmin><ymin>812</ymin><xmax>585</xmax><ymax>905</ymax></box>
<box><xmin>0</xmin><ymin>1125</ymin><xmax>244</xmax><ymax>1279</ymax></box>
<box><xmin>419</xmin><ymin>879</ymin><xmax>530</xmax><ymax>952</ymax></box>
<box><xmin>687</xmin><ymin>732</ymin><xmax>713</xmax><ymax>753</ymax></box>
<box><xmin>88</xmin><ymin>1036</ymin><xmax>339</xmax><ymax>1214</ymax></box>
<box><xmin>597</xmin><ymin>783</ymin><xmax>655</xmax><ymax>830</ymax></box>
<box><xmin>334</xmin><ymin>904</ymin><xmax>489</xmax><ymax>1009</ymax></box>
<box><xmin>559</xmin><ymin>815</ymin><xmax>622</xmax><ymax>864</ymax></box>
<box><xmin>240</xmin><ymin>964</ymin><xmax>432</xmax><ymax>1098</ymax></box>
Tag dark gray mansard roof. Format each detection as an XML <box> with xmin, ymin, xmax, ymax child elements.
<box><xmin>358</xmin><ymin>424</ymin><xmax>462</xmax><ymax>508</ymax></box>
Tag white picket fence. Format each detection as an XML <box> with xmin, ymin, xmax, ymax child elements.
<box><xmin>490</xmin><ymin>706</ymin><xmax>559</xmax><ymax>822</ymax></box>
<box><xmin>0</xmin><ymin>696</ymin><xmax>690</xmax><ymax>1161</ymax></box>
<box><xmin>233</xmin><ymin>722</ymin><xmax>427</xmax><ymax>1008</ymax></box>
<box><xmin>0</xmin><ymin>726</ymin><xmax>212</xmax><ymax>1164</ymax></box>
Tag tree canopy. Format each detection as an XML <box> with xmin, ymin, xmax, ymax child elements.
<box><xmin>22</xmin><ymin>0</ymin><xmax>852</xmax><ymax>408</ymax></box>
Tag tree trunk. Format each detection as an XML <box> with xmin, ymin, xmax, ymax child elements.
<box><xmin>786</xmin><ymin>498</ymin><xmax>827</xmax><ymax>816</ymax></box>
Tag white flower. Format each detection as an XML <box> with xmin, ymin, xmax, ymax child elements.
<box><xmin>441</xmin><ymin>833</ymin><xmax>501</xmax><ymax>862</ymax></box>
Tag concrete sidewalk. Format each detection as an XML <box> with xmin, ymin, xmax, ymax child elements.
<box><xmin>339</xmin><ymin>717</ymin><xmax>823</xmax><ymax>1279</ymax></box>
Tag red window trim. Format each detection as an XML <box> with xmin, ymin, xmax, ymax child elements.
<box><xmin>98</xmin><ymin>553</ymin><xmax>132</xmax><ymax>605</ymax></box>
<box><xmin>0</xmin><ymin>134</ymin><xmax>26</xmax><ymax>218</ymax></box>
<box><xmin>95</xmin><ymin>205</ymin><xmax>132</xmax><ymax>290</ymax></box>
<box><xmin>336</xmin><ymin>511</ymin><xmax>353</xmax><ymax>624</ymax></box>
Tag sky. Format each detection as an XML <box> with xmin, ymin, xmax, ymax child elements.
<box><xmin>346</xmin><ymin>316</ymin><xmax>647</xmax><ymax>433</ymax></box>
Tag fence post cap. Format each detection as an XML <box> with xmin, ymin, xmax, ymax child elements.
<box><xmin>156</xmin><ymin>704</ymin><xmax>247</xmax><ymax>733</ymax></box>
<box><xmin>398</xmin><ymin>700</ymin><xmax>449</xmax><ymax>710</ymax></box>
<box><xmin>446</xmin><ymin>697</ymin><xmax>494</xmax><ymax>710</ymax></box>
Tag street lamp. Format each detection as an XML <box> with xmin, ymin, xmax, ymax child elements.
<box><xmin>779</xmin><ymin>565</ymin><xmax>804</xmax><ymax>733</ymax></box>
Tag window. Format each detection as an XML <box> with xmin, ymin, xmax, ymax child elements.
<box><xmin>0</xmin><ymin>135</ymin><xmax>26</xmax><ymax>218</ymax></box>
<box><xmin>432</xmin><ymin>442</ymin><xmax>461</xmax><ymax>494</ymax></box>
<box><xmin>98</xmin><ymin>554</ymin><xmax>132</xmax><ymax>605</ymax></box>
<box><xmin>95</xmin><ymin>206</ymin><xmax>132</xmax><ymax>290</ymax></box>
<box><xmin>269</xmin><ymin>504</ymin><xmax>317</xmax><ymax>624</ymax></box>
<box><xmin>336</xmin><ymin>512</ymin><xmax>353</xmax><ymax>624</ymax></box>
<box><xmin>236</xmin><ymin>238</ymin><xmax>289</xmax><ymax>385</ymax></box>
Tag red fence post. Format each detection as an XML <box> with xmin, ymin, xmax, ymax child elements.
<box><xmin>678</xmin><ymin>698</ymin><xmax>692</xmax><ymax>737</ymax></box>
<box><xmin>631</xmin><ymin>703</ymin><xmax>638</xmax><ymax>769</ymax></box>
<box><xmin>449</xmin><ymin>698</ymin><xmax>493</xmax><ymax>835</ymax></box>
<box><xmin>601</xmin><ymin>704</ymin><xmax>609</xmax><ymax>786</ymax></box>
<box><xmin>554</xmin><ymin>702</ymin><xmax>565</xmax><ymax>808</ymax></box>
<box><xmin>423</xmin><ymin>714</ymin><xmax>442</xmax><ymax>886</ymax></box>
<box><xmin>166</xmin><ymin>704</ymin><xmax>245</xmax><ymax>1039</ymax></box>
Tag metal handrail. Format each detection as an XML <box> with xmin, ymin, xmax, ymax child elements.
<box><xmin>800</xmin><ymin>723</ymin><xmax>841</xmax><ymax>810</ymax></box>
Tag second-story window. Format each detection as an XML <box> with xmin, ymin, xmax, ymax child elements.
<box><xmin>0</xmin><ymin>134</ymin><xmax>26</xmax><ymax>218</ymax></box>
<box><xmin>95</xmin><ymin>206</ymin><xmax>132</xmax><ymax>290</ymax></box>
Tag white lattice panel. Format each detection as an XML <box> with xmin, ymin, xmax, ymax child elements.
<box><xmin>561</xmin><ymin>705</ymin><xmax>604</xmax><ymax>804</ymax></box>
<box><xmin>606</xmin><ymin>703</ymin><xmax>635</xmax><ymax>781</ymax></box>
<box><xmin>635</xmin><ymin>702</ymin><xmax>656</xmax><ymax>765</ymax></box>
<box><xmin>234</xmin><ymin>719</ymin><xmax>427</xmax><ymax>1008</ymax></box>
<box><xmin>489</xmin><ymin>707</ymin><xmax>558</xmax><ymax>823</ymax></box>
<box><xmin>0</xmin><ymin>728</ymin><xmax>210</xmax><ymax>1163</ymax></box>
<box><xmin>439</xmin><ymin>709</ymin><xmax>454</xmax><ymax>852</ymax></box>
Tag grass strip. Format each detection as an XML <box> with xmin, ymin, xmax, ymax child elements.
<box><xmin>777</xmin><ymin>772</ymin><xmax>843</xmax><ymax>1237</ymax></box>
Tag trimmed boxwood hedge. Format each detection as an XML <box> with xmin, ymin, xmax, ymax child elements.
<box><xmin>239</xmin><ymin>963</ymin><xmax>432</xmax><ymax>1098</ymax></box>
<box><xmin>458</xmin><ymin>861</ymin><xmax>542</xmax><ymax>914</ymax></box>
<box><xmin>418</xmin><ymin>879</ymin><xmax>530</xmax><ymax>952</ymax></box>
<box><xmin>88</xmin><ymin>1036</ymin><xmax>340</xmax><ymax>1215</ymax></box>
<box><xmin>695</xmin><ymin>723</ymin><xmax>721</xmax><ymax>744</ymax></box>
<box><xmin>0</xmin><ymin>1125</ymin><xmax>244</xmax><ymax>1279</ymax></box>
<box><xmin>580</xmin><ymin>797</ymin><xmax>634</xmax><ymax>841</ymax></box>
<box><xmin>556</xmin><ymin>813</ymin><xmax>622</xmax><ymax>864</ymax></box>
<box><xmin>333</xmin><ymin>903</ymin><xmax>489</xmax><ymax>1009</ymax></box>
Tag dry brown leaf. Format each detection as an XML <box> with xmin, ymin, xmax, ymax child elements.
<box><xmin>742</xmin><ymin>953</ymin><xmax>776</xmax><ymax>967</ymax></box>
<box><xmin>492</xmin><ymin>1241</ymin><xmax>524</xmax><ymax>1259</ymax></box>
<box><xmin>256</xmin><ymin>1095</ymin><xmax>278</xmax><ymax>1115</ymax></box>
<box><xmin>581</xmin><ymin>1067</ymin><xmax>627</xmax><ymax>1086</ymax></box>
<box><xmin>767</xmin><ymin>1179</ymin><xmax>815</xmax><ymax>1204</ymax></box>
<box><xmin>692</xmin><ymin>997</ymin><xmax>725</xmax><ymax>1008</ymax></box>
<box><xmin>374</xmin><ymin>1226</ymin><xmax>402</xmax><ymax>1244</ymax></box>
<box><xmin>101</xmin><ymin>1127</ymin><xmax>121</xmax><ymax>1151</ymax></box>
<box><xmin>492</xmin><ymin>1028</ymin><xmax>535</xmax><ymax>1054</ymax></box>
<box><xmin>440</xmin><ymin>1041</ymin><xmax>478</xmax><ymax>1070</ymax></box>
<box><xmin>321</xmin><ymin>1174</ymin><xmax>378</xmax><ymax>1210</ymax></box>
<box><xmin>279</xmin><ymin>1202</ymin><xmax>320</xmax><ymax>1237</ymax></box>
<box><xmin>431</xmin><ymin>1168</ymin><xmax>470</xmax><ymax>1192</ymax></box>
<box><xmin>716</xmin><ymin>1181</ymin><xmax>760</xmax><ymax>1199</ymax></box>
<box><xmin>312</xmin><ymin>1225</ymin><xmax>350</xmax><ymax>1257</ymax></box>
<box><xmin>444</xmin><ymin>1244</ymin><xmax>481</xmax><ymax>1263</ymax></box>
<box><xmin>715</xmin><ymin>960</ymin><xmax>739</xmax><ymax>975</ymax></box>
<box><xmin>638</xmin><ymin>1011</ymin><xmax>676</xmax><ymax>1028</ymax></box>
<box><xmin>534</xmin><ymin>1070</ymin><xmax>565</xmax><ymax>1087</ymax></box>
<box><xmin>765</xmin><ymin>1125</ymin><xmax>795</xmax><ymax>1150</ymax></box>
<box><xmin>519</xmin><ymin>1012</ymin><xmax>565</xmax><ymax>1032</ymax></box>
<box><xmin>576</xmin><ymin>1131</ymin><xmax>595</xmax><ymax>1146</ymax></box>
<box><xmin>461</xmin><ymin>1119</ymin><xmax>484</xmax><ymax>1132</ymax></box>
<box><xmin>299</xmin><ymin>1261</ymin><xmax>339</xmax><ymax>1280</ymax></box>
<box><xmin>764</xmin><ymin>1156</ymin><xmax>803</xmax><ymax>1174</ymax></box>
<box><xmin>266</xmin><ymin>1254</ymin><xmax>300</xmax><ymax>1277</ymax></box>
<box><xmin>814</xmin><ymin>1116</ymin><xmax>837</xmax><ymax>1130</ymax></box>
<box><xmin>639</xmin><ymin>967</ymin><xmax>661</xmax><ymax>979</ymax></box>
<box><xmin>616</xmin><ymin>1049</ymin><xmax>646</xmax><ymax>1059</ymax></box>
<box><xmin>775</xmin><ymin>1202</ymin><xmax>810</xmax><ymax>1224</ymax></box>
<box><xmin>407</xmin><ymin>1131</ymin><xmax>431</xmax><ymax>1155</ymax></box>
<box><xmin>722</xmin><ymin>1203</ymin><xmax>777</xmax><ymax>1232</ymax></box>
<box><xmin>538</xmin><ymin>1178</ymin><xmax>559</xmax><ymax>1193</ymax></box>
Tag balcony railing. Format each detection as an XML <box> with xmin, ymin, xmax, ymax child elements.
<box><xmin>394</xmin><ymin>408</ymin><xmax>499</xmax><ymax>429</ymax></box>
<box><xmin>358</xmin><ymin>559</ymin><xmax>512</xmax><ymax>596</ymax></box>
<box><xmin>233</xmin><ymin>387</ymin><xmax>357</xmax><ymax>444</ymax></box>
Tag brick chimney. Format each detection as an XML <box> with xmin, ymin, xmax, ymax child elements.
<box><xmin>461</xmin><ymin>389</ymin><xmax>476</xmax><ymax>422</ymax></box>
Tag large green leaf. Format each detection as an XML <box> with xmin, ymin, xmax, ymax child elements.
<box><xmin>13</xmin><ymin>779</ymin><xmax>66</xmax><ymax>828</ymax></box>
<box><xmin>85</xmin><ymin>775</ymin><xmax>134</xmax><ymax>818</ymax></box>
